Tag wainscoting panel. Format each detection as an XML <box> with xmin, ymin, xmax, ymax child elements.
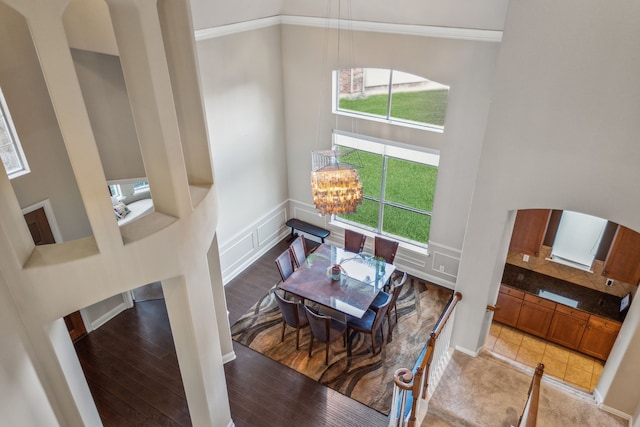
<box><xmin>394</xmin><ymin>249</ymin><xmax>428</xmax><ymax>270</ymax></box>
<box><xmin>292</xmin><ymin>206</ymin><xmax>324</xmax><ymax>226</ymax></box>
<box><xmin>432</xmin><ymin>251</ymin><xmax>459</xmax><ymax>279</ymax></box>
<box><xmin>257</xmin><ymin>208</ymin><xmax>287</xmax><ymax>246</ymax></box>
<box><xmin>220</xmin><ymin>232</ymin><xmax>256</xmax><ymax>279</ymax></box>
<box><xmin>219</xmin><ymin>203</ymin><xmax>290</xmax><ymax>284</ymax></box>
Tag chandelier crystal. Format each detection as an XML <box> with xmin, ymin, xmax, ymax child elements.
<box><xmin>310</xmin><ymin>150</ymin><xmax>363</xmax><ymax>215</ymax></box>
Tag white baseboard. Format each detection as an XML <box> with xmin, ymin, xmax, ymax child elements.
<box><xmin>454</xmin><ymin>345</ymin><xmax>479</xmax><ymax>357</ymax></box>
<box><xmin>222</xmin><ymin>351</ymin><xmax>236</xmax><ymax>364</ymax></box>
<box><xmin>598</xmin><ymin>402</ymin><xmax>631</xmax><ymax>421</ymax></box>
<box><xmin>226</xmin><ymin>420</ymin><xmax>235</xmax><ymax>427</ymax></box>
<box><xmin>90</xmin><ymin>301</ymin><xmax>131</xmax><ymax>331</ymax></box>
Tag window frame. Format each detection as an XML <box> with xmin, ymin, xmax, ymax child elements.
<box><xmin>0</xmin><ymin>87</ymin><xmax>30</xmax><ymax>179</ymax></box>
<box><xmin>331</xmin><ymin>131</ymin><xmax>439</xmax><ymax>250</ymax></box>
<box><xmin>332</xmin><ymin>68</ymin><xmax>449</xmax><ymax>133</ymax></box>
<box><xmin>108</xmin><ymin>178</ymin><xmax>150</xmax><ymax>203</ymax></box>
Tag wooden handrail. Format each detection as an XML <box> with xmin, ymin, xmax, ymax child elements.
<box><xmin>402</xmin><ymin>291</ymin><xmax>462</xmax><ymax>427</ymax></box>
<box><xmin>431</xmin><ymin>292</ymin><xmax>463</xmax><ymax>340</ymax></box>
<box><xmin>517</xmin><ymin>363</ymin><xmax>544</xmax><ymax>427</ymax></box>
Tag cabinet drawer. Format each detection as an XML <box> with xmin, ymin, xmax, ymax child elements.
<box><xmin>588</xmin><ymin>316</ymin><xmax>622</xmax><ymax>332</ymax></box>
<box><xmin>524</xmin><ymin>293</ymin><xmax>557</xmax><ymax>309</ymax></box>
<box><xmin>499</xmin><ymin>285</ymin><xmax>524</xmax><ymax>300</ymax></box>
<box><xmin>554</xmin><ymin>304</ymin><xmax>589</xmax><ymax>321</ymax></box>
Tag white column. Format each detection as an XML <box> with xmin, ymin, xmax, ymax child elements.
<box><xmin>208</xmin><ymin>234</ymin><xmax>234</xmax><ymax>362</ymax></box>
<box><xmin>3</xmin><ymin>0</ymin><xmax>121</xmax><ymax>254</ymax></box>
<box><xmin>162</xmin><ymin>259</ymin><xmax>233</xmax><ymax>427</ymax></box>
<box><xmin>157</xmin><ymin>0</ymin><xmax>214</xmax><ymax>187</ymax></box>
<box><xmin>105</xmin><ymin>0</ymin><xmax>191</xmax><ymax>219</ymax></box>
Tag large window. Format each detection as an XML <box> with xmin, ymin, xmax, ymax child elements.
<box><xmin>334</xmin><ymin>68</ymin><xmax>449</xmax><ymax>131</ymax></box>
<box><xmin>0</xmin><ymin>87</ymin><xmax>29</xmax><ymax>179</ymax></box>
<box><xmin>334</xmin><ymin>132</ymin><xmax>439</xmax><ymax>247</ymax></box>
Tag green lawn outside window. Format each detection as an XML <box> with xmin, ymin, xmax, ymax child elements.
<box><xmin>337</xmin><ymin>147</ymin><xmax>437</xmax><ymax>245</ymax></box>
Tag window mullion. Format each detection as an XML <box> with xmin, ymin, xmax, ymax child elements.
<box><xmin>386</xmin><ymin>70</ymin><xmax>393</xmax><ymax>120</ymax></box>
<box><xmin>378</xmin><ymin>155</ymin><xmax>388</xmax><ymax>234</ymax></box>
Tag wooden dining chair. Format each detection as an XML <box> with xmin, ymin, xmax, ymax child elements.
<box><xmin>304</xmin><ymin>305</ymin><xmax>347</xmax><ymax>365</ymax></box>
<box><xmin>347</xmin><ymin>296</ymin><xmax>391</xmax><ymax>356</ymax></box>
<box><xmin>290</xmin><ymin>235</ymin><xmax>308</xmax><ymax>268</ymax></box>
<box><xmin>275</xmin><ymin>249</ymin><xmax>295</xmax><ymax>282</ymax></box>
<box><xmin>344</xmin><ymin>229</ymin><xmax>367</xmax><ymax>253</ymax></box>
<box><xmin>370</xmin><ymin>271</ymin><xmax>408</xmax><ymax>338</ymax></box>
<box><xmin>374</xmin><ymin>236</ymin><xmax>399</xmax><ymax>264</ymax></box>
<box><xmin>274</xmin><ymin>291</ymin><xmax>309</xmax><ymax>350</ymax></box>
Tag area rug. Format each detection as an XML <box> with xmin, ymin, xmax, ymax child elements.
<box><xmin>230</xmin><ymin>277</ymin><xmax>453</xmax><ymax>415</ymax></box>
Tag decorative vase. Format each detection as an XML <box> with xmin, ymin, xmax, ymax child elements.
<box><xmin>331</xmin><ymin>264</ymin><xmax>341</xmax><ymax>281</ymax></box>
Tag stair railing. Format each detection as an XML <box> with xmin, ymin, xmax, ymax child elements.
<box><xmin>389</xmin><ymin>291</ymin><xmax>462</xmax><ymax>427</ymax></box>
<box><xmin>517</xmin><ymin>363</ymin><xmax>545</xmax><ymax>427</ymax></box>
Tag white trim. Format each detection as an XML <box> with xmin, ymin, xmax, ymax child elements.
<box><xmin>222</xmin><ymin>351</ymin><xmax>237</xmax><ymax>364</ymax></box>
<box><xmin>427</xmin><ymin>240</ymin><xmax>462</xmax><ymax>254</ymax></box>
<box><xmin>219</xmin><ymin>200</ymin><xmax>288</xmax><ymax>250</ymax></box>
<box><xmin>219</xmin><ymin>201</ymin><xmax>291</xmax><ymax>284</ymax></box>
<box><xmin>431</xmin><ymin>251</ymin><xmax>459</xmax><ymax>279</ymax></box>
<box><xmin>195</xmin><ymin>16</ymin><xmax>281</xmax><ymax>40</ymax></box>
<box><xmin>89</xmin><ymin>298</ymin><xmax>131</xmax><ymax>331</ymax></box>
<box><xmin>78</xmin><ymin>310</ymin><xmax>93</xmax><ymax>334</ymax></box>
<box><xmin>454</xmin><ymin>345</ymin><xmax>479</xmax><ymax>357</ymax></box>
<box><xmin>21</xmin><ymin>198</ymin><xmax>64</xmax><ymax>244</ymax></box>
<box><xmin>0</xmin><ymin>86</ymin><xmax>30</xmax><ymax>179</ymax></box>
<box><xmin>194</xmin><ymin>15</ymin><xmax>503</xmax><ymax>43</ymax></box>
<box><xmin>598</xmin><ymin>402</ymin><xmax>631</xmax><ymax>421</ymax></box>
<box><xmin>280</xmin><ymin>16</ymin><xmax>503</xmax><ymax>42</ymax></box>
<box><xmin>226</xmin><ymin>420</ymin><xmax>236</xmax><ymax>427</ymax></box>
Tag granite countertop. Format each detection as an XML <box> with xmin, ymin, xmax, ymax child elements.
<box><xmin>501</xmin><ymin>264</ymin><xmax>627</xmax><ymax>322</ymax></box>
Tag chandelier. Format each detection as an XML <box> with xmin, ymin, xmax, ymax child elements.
<box><xmin>311</xmin><ymin>149</ymin><xmax>363</xmax><ymax>215</ymax></box>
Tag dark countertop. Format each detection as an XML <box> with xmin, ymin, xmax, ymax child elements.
<box><xmin>501</xmin><ymin>264</ymin><xmax>627</xmax><ymax>322</ymax></box>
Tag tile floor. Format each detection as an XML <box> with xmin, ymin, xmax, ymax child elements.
<box><xmin>486</xmin><ymin>321</ymin><xmax>604</xmax><ymax>392</ymax></box>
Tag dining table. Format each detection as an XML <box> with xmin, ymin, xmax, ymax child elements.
<box><xmin>278</xmin><ymin>243</ymin><xmax>396</xmax><ymax>319</ymax></box>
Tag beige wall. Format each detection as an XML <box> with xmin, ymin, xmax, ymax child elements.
<box><xmin>0</xmin><ymin>3</ymin><xmax>92</xmax><ymax>242</ymax></box>
<box><xmin>71</xmin><ymin>49</ymin><xmax>146</xmax><ymax>182</ymax></box>
<box><xmin>281</xmin><ymin>0</ymin><xmax>509</xmax><ymax>31</ymax></box>
<box><xmin>453</xmin><ymin>0</ymin><xmax>640</xmax><ymax>416</ymax></box>
<box><xmin>197</xmin><ymin>26</ymin><xmax>290</xmax><ymax>259</ymax></box>
<box><xmin>280</xmin><ymin>23</ymin><xmax>499</xmax><ymax>282</ymax></box>
<box><xmin>0</xmin><ymin>0</ymin><xmax>231</xmax><ymax>424</ymax></box>
<box><xmin>3</xmin><ymin>0</ymin><xmax>640</xmax><ymax>422</ymax></box>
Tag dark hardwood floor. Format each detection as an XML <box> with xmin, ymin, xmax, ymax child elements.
<box><xmin>75</xmin><ymin>237</ymin><xmax>388</xmax><ymax>426</ymax></box>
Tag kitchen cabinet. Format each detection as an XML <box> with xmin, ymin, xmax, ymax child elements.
<box><xmin>578</xmin><ymin>315</ymin><xmax>622</xmax><ymax>360</ymax></box>
<box><xmin>602</xmin><ymin>225</ymin><xmax>640</xmax><ymax>285</ymax></box>
<box><xmin>494</xmin><ymin>285</ymin><xmax>524</xmax><ymax>327</ymax></box>
<box><xmin>509</xmin><ymin>209</ymin><xmax>551</xmax><ymax>256</ymax></box>
<box><xmin>547</xmin><ymin>305</ymin><xmax>589</xmax><ymax>349</ymax></box>
<box><xmin>516</xmin><ymin>294</ymin><xmax>556</xmax><ymax>338</ymax></box>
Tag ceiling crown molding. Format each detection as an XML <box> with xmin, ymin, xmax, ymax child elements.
<box><xmin>195</xmin><ymin>15</ymin><xmax>502</xmax><ymax>43</ymax></box>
